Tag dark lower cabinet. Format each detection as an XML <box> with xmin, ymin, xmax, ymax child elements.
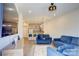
<box><xmin>0</xmin><ymin>51</ymin><xmax>2</xmax><ymax>56</ymax></box>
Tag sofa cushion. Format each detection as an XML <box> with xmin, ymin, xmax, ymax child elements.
<box><xmin>54</xmin><ymin>41</ymin><xmax>65</xmax><ymax>47</ymax></box>
<box><xmin>47</xmin><ymin>47</ymin><xmax>64</xmax><ymax>56</ymax></box>
<box><xmin>61</xmin><ymin>36</ymin><xmax>73</xmax><ymax>44</ymax></box>
<box><xmin>71</xmin><ymin>37</ymin><xmax>79</xmax><ymax>46</ymax></box>
<box><xmin>37</xmin><ymin>34</ymin><xmax>43</xmax><ymax>40</ymax></box>
<box><xmin>57</xmin><ymin>46</ymin><xmax>65</xmax><ymax>53</ymax></box>
<box><xmin>43</xmin><ymin>34</ymin><xmax>49</xmax><ymax>38</ymax></box>
<box><xmin>57</xmin><ymin>44</ymin><xmax>74</xmax><ymax>53</ymax></box>
<box><xmin>62</xmin><ymin>47</ymin><xmax>79</xmax><ymax>56</ymax></box>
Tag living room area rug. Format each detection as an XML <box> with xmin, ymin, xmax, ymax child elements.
<box><xmin>33</xmin><ymin>45</ymin><xmax>50</xmax><ymax>56</ymax></box>
<box><xmin>2</xmin><ymin>48</ymin><xmax>23</xmax><ymax>56</ymax></box>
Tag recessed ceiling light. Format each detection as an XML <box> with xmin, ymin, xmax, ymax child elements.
<box><xmin>7</xmin><ymin>25</ymin><xmax>12</xmax><ymax>27</ymax></box>
<box><xmin>6</xmin><ymin>8</ymin><xmax>14</xmax><ymax>11</ymax></box>
<box><xmin>2</xmin><ymin>24</ymin><xmax>12</xmax><ymax>27</ymax></box>
<box><xmin>2</xmin><ymin>24</ymin><xmax>6</xmax><ymax>27</ymax></box>
<box><xmin>28</xmin><ymin>10</ymin><xmax>32</xmax><ymax>14</ymax></box>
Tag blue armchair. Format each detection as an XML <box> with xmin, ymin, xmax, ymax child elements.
<box><xmin>36</xmin><ymin>34</ymin><xmax>52</xmax><ymax>44</ymax></box>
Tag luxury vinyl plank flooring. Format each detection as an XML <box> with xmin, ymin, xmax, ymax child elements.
<box><xmin>2</xmin><ymin>37</ymin><xmax>55</xmax><ymax>56</ymax></box>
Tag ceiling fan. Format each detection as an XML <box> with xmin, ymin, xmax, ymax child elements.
<box><xmin>49</xmin><ymin>3</ymin><xmax>56</xmax><ymax>11</ymax></box>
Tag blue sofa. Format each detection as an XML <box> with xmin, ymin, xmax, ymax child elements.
<box><xmin>53</xmin><ymin>36</ymin><xmax>79</xmax><ymax>47</ymax></box>
<box><xmin>47</xmin><ymin>45</ymin><xmax>79</xmax><ymax>56</ymax></box>
<box><xmin>36</xmin><ymin>34</ymin><xmax>52</xmax><ymax>44</ymax></box>
<box><xmin>47</xmin><ymin>35</ymin><xmax>79</xmax><ymax>56</ymax></box>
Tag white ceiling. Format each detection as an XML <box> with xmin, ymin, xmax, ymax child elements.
<box><xmin>16</xmin><ymin>3</ymin><xmax>79</xmax><ymax>24</ymax></box>
<box><xmin>4</xmin><ymin>3</ymin><xmax>18</xmax><ymax>23</ymax></box>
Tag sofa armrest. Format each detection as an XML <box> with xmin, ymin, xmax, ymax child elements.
<box><xmin>53</xmin><ymin>38</ymin><xmax>61</xmax><ymax>41</ymax></box>
<box><xmin>45</xmin><ymin>37</ymin><xmax>52</xmax><ymax>41</ymax></box>
<box><xmin>45</xmin><ymin>37</ymin><xmax>52</xmax><ymax>39</ymax></box>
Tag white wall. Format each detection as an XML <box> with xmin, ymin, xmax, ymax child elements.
<box><xmin>18</xmin><ymin>14</ymin><xmax>23</xmax><ymax>39</ymax></box>
<box><xmin>15</xmin><ymin>4</ymin><xmax>24</xmax><ymax>39</ymax></box>
<box><xmin>43</xmin><ymin>9</ymin><xmax>79</xmax><ymax>38</ymax></box>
